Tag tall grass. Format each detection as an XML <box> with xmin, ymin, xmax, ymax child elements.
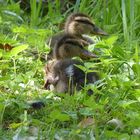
<box><xmin>30</xmin><ymin>0</ymin><xmax>42</xmax><ymax>27</ymax></box>
<box><xmin>78</xmin><ymin>0</ymin><xmax>139</xmax><ymax>51</ymax></box>
<box><xmin>121</xmin><ymin>0</ymin><xmax>129</xmax><ymax>45</ymax></box>
<box><xmin>0</xmin><ymin>0</ymin><xmax>140</xmax><ymax>139</ymax></box>
<box><xmin>130</xmin><ymin>0</ymin><xmax>135</xmax><ymax>40</ymax></box>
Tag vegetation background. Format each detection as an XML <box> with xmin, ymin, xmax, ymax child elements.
<box><xmin>0</xmin><ymin>0</ymin><xmax>140</xmax><ymax>139</ymax></box>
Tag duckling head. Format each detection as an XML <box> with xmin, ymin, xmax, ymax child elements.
<box><xmin>65</xmin><ymin>13</ymin><xmax>108</xmax><ymax>36</ymax></box>
<box><xmin>53</xmin><ymin>35</ymin><xmax>97</xmax><ymax>60</ymax></box>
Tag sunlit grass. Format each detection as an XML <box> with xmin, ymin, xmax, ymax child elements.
<box><xmin>0</xmin><ymin>0</ymin><xmax>140</xmax><ymax>139</ymax></box>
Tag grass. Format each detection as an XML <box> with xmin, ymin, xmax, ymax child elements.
<box><xmin>0</xmin><ymin>0</ymin><xmax>140</xmax><ymax>139</ymax></box>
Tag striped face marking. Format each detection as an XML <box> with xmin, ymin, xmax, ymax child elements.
<box><xmin>74</xmin><ymin>16</ymin><xmax>95</xmax><ymax>26</ymax></box>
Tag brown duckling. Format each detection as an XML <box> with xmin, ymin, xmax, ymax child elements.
<box><xmin>44</xmin><ymin>59</ymin><xmax>99</xmax><ymax>94</ymax></box>
<box><xmin>53</xmin><ymin>34</ymin><xmax>97</xmax><ymax>60</ymax></box>
<box><xmin>65</xmin><ymin>13</ymin><xmax>108</xmax><ymax>37</ymax></box>
<box><xmin>47</xmin><ymin>13</ymin><xmax>107</xmax><ymax>60</ymax></box>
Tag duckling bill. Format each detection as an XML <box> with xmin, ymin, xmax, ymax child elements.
<box><xmin>44</xmin><ymin>59</ymin><xmax>99</xmax><ymax>94</ymax></box>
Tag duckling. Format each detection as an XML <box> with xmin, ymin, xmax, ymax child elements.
<box><xmin>44</xmin><ymin>59</ymin><xmax>99</xmax><ymax>94</ymax></box>
<box><xmin>47</xmin><ymin>13</ymin><xmax>107</xmax><ymax>60</ymax></box>
<box><xmin>53</xmin><ymin>34</ymin><xmax>97</xmax><ymax>60</ymax></box>
<box><xmin>65</xmin><ymin>13</ymin><xmax>108</xmax><ymax>37</ymax></box>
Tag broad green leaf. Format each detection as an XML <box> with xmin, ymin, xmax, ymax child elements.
<box><xmin>0</xmin><ymin>75</ymin><xmax>10</xmax><ymax>81</ymax></box>
<box><xmin>79</xmin><ymin>107</ymin><xmax>94</xmax><ymax>116</ymax></box>
<box><xmin>119</xmin><ymin>100</ymin><xmax>138</xmax><ymax>108</ymax></box>
<box><xmin>130</xmin><ymin>135</ymin><xmax>140</xmax><ymax>140</ymax></box>
<box><xmin>49</xmin><ymin>110</ymin><xmax>70</xmax><ymax>122</ymax></box>
<box><xmin>105</xmin><ymin>36</ymin><xmax>118</xmax><ymax>45</ymax></box>
<box><xmin>84</xmin><ymin>62</ymin><xmax>98</xmax><ymax>69</ymax></box>
<box><xmin>118</xmin><ymin>133</ymin><xmax>130</xmax><ymax>140</ymax></box>
<box><xmin>83</xmin><ymin>98</ymin><xmax>103</xmax><ymax>110</ymax></box>
<box><xmin>75</xmin><ymin>64</ymin><xmax>87</xmax><ymax>72</ymax></box>
<box><xmin>4</xmin><ymin>44</ymin><xmax>28</xmax><ymax>58</ymax></box>
<box><xmin>65</xmin><ymin>111</ymin><xmax>78</xmax><ymax>120</ymax></box>
<box><xmin>10</xmin><ymin>44</ymin><xmax>28</xmax><ymax>56</ymax></box>
<box><xmin>95</xmin><ymin>41</ymin><xmax>110</xmax><ymax>49</ymax></box>
<box><xmin>9</xmin><ymin>122</ymin><xmax>22</xmax><ymax>129</ymax></box>
<box><xmin>105</xmin><ymin>130</ymin><xmax>119</xmax><ymax>138</ymax></box>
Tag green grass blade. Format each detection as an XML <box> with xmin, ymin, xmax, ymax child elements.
<box><xmin>121</xmin><ymin>0</ymin><xmax>129</xmax><ymax>45</ymax></box>
<box><xmin>74</xmin><ymin>0</ymin><xmax>81</xmax><ymax>12</ymax></box>
<box><xmin>130</xmin><ymin>0</ymin><xmax>135</xmax><ymax>41</ymax></box>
